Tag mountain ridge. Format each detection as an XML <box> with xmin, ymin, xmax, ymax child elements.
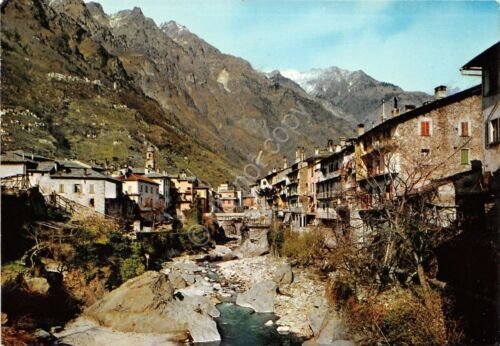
<box><xmin>1</xmin><ymin>0</ymin><xmax>356</xmax><ymax>186</ymax></box>
<box><xmin>281</xmin><ymin>67</ymin><xmax>433</xmax><ymax>128</ymax></box>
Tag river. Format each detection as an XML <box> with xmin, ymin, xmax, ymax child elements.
<box><xmin>197</xmin><ymin>303</ymin><xmax>303</xmax><ymax>346</ymax></box>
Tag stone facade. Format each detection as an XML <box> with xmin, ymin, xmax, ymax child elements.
<box><xmin>355</xmin><ymin>86</ymin><xmax>482</xmax><ymax>208</ymax></box>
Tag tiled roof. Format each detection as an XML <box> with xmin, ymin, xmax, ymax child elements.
<box><xmin>462</xmin><ymin>42</ymin><xmax>499</xmax><ymax>71</ymax></box>
<box><xmin>0</xmin><ymin>152</ymin><xmax>36</xmax><ymax>164</ymax></box>
<box><xmin>357</xmin><ymin>84</ymin><xmax>481</xmax><ymax>141</ymax></box>
<box><xmin>32</xmin><ymin>161</ymin><xmax>56</xmax><ymax>172</ymax></box>
<box><xmin>146</xmin><ymin>172</ymin><xmax>169</xmax><ymax>179</ymax></box>
<box><xmin>118</xmin><ymin>173</ymin><xmax>159</xmax><ymax>185</ymax></box>
<box><xmin>57</xmin><ymin>159</ymin><xmax>91</xmax><ymax>169</ymax></box>
<box><xmin>51</xmin><ymin>168</ymin><xmax>121</xmax><ymax>182</ymax></box>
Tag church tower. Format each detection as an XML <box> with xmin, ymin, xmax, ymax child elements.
<box><xmin>145</xmin><ymin>145</ymin><xmax>156</xmax><ymax>172</ymax></box>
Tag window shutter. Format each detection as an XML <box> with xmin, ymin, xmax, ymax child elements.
<box><xmin>486</xmin><ymin>123</ymin><xmax>490</xmax><ymax>145</ymax></box>
<box><xmin>421</xmin><ymin>121</ymin><xmax>430</xmax><ymax>136</ymax></box>
<box><xmin>460</xmin><ymin>149</ymin><xmax>469</xmax><ymax>165</ymax></box>
<box><xmin>461</xmin><ymin>122</ymin><xmax>469</xmax><ymax>137</ymax></box>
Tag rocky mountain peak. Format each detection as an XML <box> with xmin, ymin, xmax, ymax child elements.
<box><xmin>282</xmin><ymin>66</ymin><xmax>432</xmax><ymax>127</ymax></box>
<box><xmin>110</xmin><ymin>6</ymin><xmax>156</xmax><ymax>29</ymax></box>
<box><xmin>160</xmin><ymin>20</ymin><xmax>190</xmax><ymax>37</ymax></box>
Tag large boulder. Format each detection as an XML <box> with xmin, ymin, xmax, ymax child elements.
<box><xmin>25</xmin><ymin>277</ymin><xmax>50</xmax><ymax>295</ymax></box>
<box><xmin>168</xmin><ymin>295</ymin><xmax>220</xmax><ymax>343</ymax></box>
<box><xmin>273</xmin><ymin>263</ymin><xmax>293</xmax><ymax>288</ymax></box>
<box><xmin>308</xmin><ymin>297</ymin><xmax>329</xmax><ymax>336</ymax></box>
<box><xmin>236</xmin><ymin>280</ymin><xmax>277</xmax><ymax>313</ymax></box>
<box><xmin>168</xmin><ymin>270</ymin><xmax>187</xmax><ymax>289</ymax></box>
<box><xmin>316</xmin><ymin>315</ymin><xmax>347</xmax><ymax>344</ymax></box>
<box><xmin>84</xmin><ymin>271</ymin><xmax>221</xmax><ymax>343</ymax></box>
<box><xmin>239</xmin><ymin>229</ymin><xmax>269</xmax><ymax>257</ymax></box>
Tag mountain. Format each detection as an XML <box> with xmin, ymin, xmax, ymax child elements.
<box><xmin>0</xmin><ymin>0</ymin><xmax>354</xmax><ymax>186</ymax></box>
<box><xmin>281</xmin><ymin>67</ymin><xmax>433</xmax><ymax>128</ymax></box>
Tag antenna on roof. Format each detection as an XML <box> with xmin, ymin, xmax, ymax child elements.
<box><xmin>381</xmin><ymin>98</ymin><xmax>386</xmax><ymax>122</ymax></box>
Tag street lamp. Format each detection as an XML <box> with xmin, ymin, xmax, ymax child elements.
<box><xmin>145</xmin><ymin>253</ymin><xmax>150</xmax><ymax>270</ymax></box>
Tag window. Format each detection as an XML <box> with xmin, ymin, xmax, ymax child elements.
<box><xmin>460</xmin><ymin>121</ymin><xmax>470</xmax><ymax>137</ymax></box>
<box><xmin>74</xmin><ymin>184</ymin><xmax>82</xmax><ymax>193</ymax></box>
<box><xmin>421</xmin><ymin>148</ymin><xmax>430</xmax><ymax>157</ymax></box>
<box><xmin>489</xmin><ymin>118</ymin><xmax>500</xmax><ymax>145</ymax></box>
<box><xmin>89</xmin><ymin>184</ymin><xmax>95</xmax><ymax>194</ymax></box>
<box><xmin>420</xmin><ymin>121</ymin><xmax>431</xmax><ymax>136</ymax></box>
<box><xmin>140</xmin><ymin>185</ymin><xmax>143</xmax><ymax>192</ymax></box>
<box><xmin>59</xmin><ymin>184</ymin><xmax>64</xmax><ymax>193</ymax></box>
<box><xmin>460</xmin><ymin>149</ymin><xmax>470</xmax><ymax>165</ymax></box>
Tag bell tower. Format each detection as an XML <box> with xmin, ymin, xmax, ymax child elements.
<box><xmin>145</xmin><ymin>145</ymin><xmax>156</xmax><ymax>172</ymax></box>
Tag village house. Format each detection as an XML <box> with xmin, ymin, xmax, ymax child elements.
<box><xmin>315</xmin><ymin>140</ymin><xmax>356</xmax><ymax>226</ymax></box>
<box><xmin>0</xmin><ymin>152</ymin><xmax>37</xmax><ymax>180</ymax></box>
<box><xmin>0</xmin><ymin>151</ymin><xmax>129</xmax><ymax>216</ymax></box>
<box><xmin>146</xmin><ymin>171</ymin><xmax>175</xmax><ymax>214</ymax></box>
<box><xmin>461</xmin><ymin>41</ymin><xmax>500</xmax><ymax>231</ymax></box>
<box><xmin>171</xmin><ymin>172</ymin><xmax>198</xmax><ymax>212</ymax></box>
<box><xmin>194</xmin><ymin>185</ymin><xmax>211</xmax><ymax>213</ymax></box>
<box><xmin>217</xmin><ymin>183</ymin><xmax>242</xmax><ymax>213</ymax></box>
<box><xmin>461</xmin><ymin>42</ymin><xmax>500</xmax><ymax>176</ymax></box>
<box><xmin>354</xmin><ymin>84</ymin><xmax>483</xmax><ymax>210</ymax></box>
<box><xmin>47</xmin><ymin>166</ymin><xmax>123</xmax><ymax>215</ymax></box>
<box><xmin>118</xmin><ymin>172</ymin><xmax>162</xmax><ymax>222</ymax></box>
<box><xmin>242</xmin><ymin>193</ymin><xmax>257</xmax><ymax>210</ymax></box>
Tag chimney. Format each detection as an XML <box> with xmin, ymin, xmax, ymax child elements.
<box><xmin>283</xmin><ymin>156</ymin><xmax>288</xmax><ymax>169</ymax></box>
<box><xmin>404</xmin><ymin>104</ymin><xmax>416</xmax><ymax>112</ymax></box>
<box><xmin>391</xmin><ymin>97</ymin><xmax>400</xmax><ymax>117</ymax></box>
<box><xmin>434</xmin><ymin>85</ymin><xmax>447</xmax><ymax>99</ymax></box>
<box><xmin>335</xmin><ymin>144</ymin><xmax>341</xmax><ymax>153</ymax></box>
<box><xmin>339</xmin><ymin>137</ymin><xmax>346</xmax><ymax>147</ymax></box>
<box><xmin>295</xmin><ymin>146</ymin><xmax>305</xmax><ymax>162</ymax></box>
<box><xmin>314</xmin><ymin>148</ymin><xmax>320</xmax><ymax>155</ymax></box>
<box><xmin>357</xmin><ymin>124</ymin><xmax>365</xmax><ymax>136</ymax></box>
<box><xmin>327</xmin><ymin>139</ymin><xmax>334</xmax><ymax>152</ymax></box>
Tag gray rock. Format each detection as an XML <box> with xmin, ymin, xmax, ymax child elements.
<box><xmin>33</xmin><ymin>328</ymin><xmax>53</xmax><ymax>340</ymax></box>
<box><xmin>173</xmin><ymin>261</ymin><xmax>202</xmax><ymax>273</ymax></box>
<box><xmin>25</xmin><ymin>277</ymin><xmax>50</xmax><ymax>295</ymax></box>
<box><xmin>277</xmin><ymin>325</ymin><xmax>290</xmax><ymax>334</ymax></box>
<box><xmin>239</xmin><ymin>230</ymin><xmax>269</xmax><ymax>257</ymax></box>
<box><xmin>186</xmin><ymin>312</ymin><xmax>220</xmax><ymax>343</ymax></box>
<box><xmin>168</xmin><ymin>270</ymin><xmax>187</xmax><ymax>289</ymax></box>
<box><xmin>236</xmin><ymin>280</ymin><xmax>277</xmax><ymax>313</ymax></box>
<box><xmin>308</xmin><ymin>297</ymin><xmax>329</xmax><ymax>336</ymax></box>
<box><xmin>273</xmin><ymin>263</ymin><xmax>293</xmax><ymax>287</ymax></box>
<box><xmin>213</xmin><ymin>245</ymin><xmax>232</xmax><ymax>256</ymax></box>
<box><xmin>83</xmin><ymin>271</ymin><xmax>221</xmax><ymax>342</ymax></box>
<box><xmin>181</xmin><ymin>273</ymin><xmax>196</xmax><ymax>285</ymax></box>
<box><xmin>315</xmin><ymin>315</ymin><xmax>348</xmax><ymax>345</ymax></box>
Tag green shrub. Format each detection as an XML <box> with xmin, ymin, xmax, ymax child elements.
<box><xmin>281</xmin><ymin>229</ymin><xmax>324</xmax><ymax>265</ymax></box>
<box><xmin>119</xmin><ymin>256</ymin><xmax>145</xmax><ymax>282</ymax></box>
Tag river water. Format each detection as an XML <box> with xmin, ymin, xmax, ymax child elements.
<box><xmin>195</xmin><ymin>303</ymin><xmax>304</xmax><ymax>346</ymax></box>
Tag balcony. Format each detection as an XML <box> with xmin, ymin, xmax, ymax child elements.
<box><xmin>317</xmin><ymin>170</ymin><xmax>340</xmax><ymax>183</ymax></box>
<box><xmin>317</xmin><ymin>191</ymin><xmax>341</xmax><ymax>200</ymax></box>
<box><xmin>317</xmin><ymin>207</ymin><xmax>337</xmax><ymax>219</ymax></box>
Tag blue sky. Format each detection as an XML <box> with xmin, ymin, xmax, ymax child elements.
<box><xmin>95</xmin><ymin>0</ymin><xmax>498</xmax><ymax>93</ymax></box>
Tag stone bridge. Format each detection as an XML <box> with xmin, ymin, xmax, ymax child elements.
<box><xmin>213</xmin><ymin>212</ymin><xmax>271</xmax><ymax>238</ymax></box>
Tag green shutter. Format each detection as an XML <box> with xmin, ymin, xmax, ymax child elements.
<box><xmin>460</xmin><ymin>149</ymin><xmax>469</xmax><ymax>165</ymax></box>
